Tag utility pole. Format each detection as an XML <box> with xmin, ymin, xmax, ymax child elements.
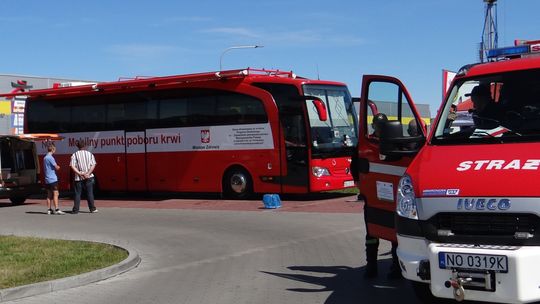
<box><xmin>479</xmin><ymin>0</ymin><xmax>498</xmax><ymax>62</ymax></box>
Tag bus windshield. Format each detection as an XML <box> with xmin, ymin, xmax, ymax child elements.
<box><xmin>303</xmin><ymin>85</ymin><xmax>358</xmax><ymax>155</ymax></box>
<box><xmin>433</xmin><ymin>69</ymin><xmax>540</xmax><ymax>144</ymax></box>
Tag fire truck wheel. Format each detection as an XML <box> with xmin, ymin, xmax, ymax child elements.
<box><xmin>223</xmin><ymin>167</ymin><xmax>253</xmax><ymax>200</ymax></box>
<box><xmin>10</xmin><ymin>197</ymin><xmax>26</xmax><ymax>205</ymax></box>
<box><xmin>411</xmin><ymin>281</ymin><xmax>437</xmax><ymax>303</ymax></box>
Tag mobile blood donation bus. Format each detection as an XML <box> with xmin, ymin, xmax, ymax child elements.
<box><xmin>356</xmin><ymin>40</ymin><xmax>540</xmax><ymax>303</ymax></box>
<box><xmin>3</xmin><ymin>69</ymin><xmax>357</xmax><ymax>198</ymax></box>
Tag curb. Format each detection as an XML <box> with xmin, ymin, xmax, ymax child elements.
<box><xmin>0</xmin><ymin>245</ymin><xmax>141</xmax><ymax>302</ymax></box>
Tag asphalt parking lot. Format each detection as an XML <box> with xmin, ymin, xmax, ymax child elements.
<box><xmin>0</xmin><ymin>194</ymin><xmax>422</xmax><ymax>304</ymax></box>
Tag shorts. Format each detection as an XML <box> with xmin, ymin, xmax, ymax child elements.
<box><xmin>46</xmin><ymin>182</ymin><xmax>59</xmax><ymax>191</ymax></box>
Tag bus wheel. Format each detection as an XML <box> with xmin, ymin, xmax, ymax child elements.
<box><xmin>10</xmin><ymin>197</ymin><xmax>26</xmax><ymax>205</ymax></box>
<box><xmin>223</xmin><ymin>168</ymin><xmax>253</xmax><ymax>199</ymax></box>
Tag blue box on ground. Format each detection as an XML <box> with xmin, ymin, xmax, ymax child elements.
<box><xmin>262</xmin><ymin>194</ymin><xmax>281</xmax><ymax>209</ymax></box>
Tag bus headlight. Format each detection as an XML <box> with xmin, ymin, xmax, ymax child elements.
<box><xmin>397</xmin><ymin>174</ymin><xmax>418</xmax><ymax>220</ymax></box>
<box><xmin>312</xmin><ymin>166</ymin><xmax>330</xmax><ymax>178</ymax></box>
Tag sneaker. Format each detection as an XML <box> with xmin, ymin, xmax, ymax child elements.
<box><xmin>90</xmin><ymin>209</ymin><xmax>99</xmax><ymax>213</ymax></box>
<box><xmin>47</xmin><ymin>209</ymin><xmax>53</xmax><ymax>215</ymax></box>
<box><xmin>55</xmin><ymin>209</ymin><xmax>65</xmax><ymax>215</ymax></box>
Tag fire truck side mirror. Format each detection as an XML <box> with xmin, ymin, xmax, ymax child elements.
<box><xmin>379</xmin><ymin>120</ymin><xmax>425</xmax><ymax>158</ymax></box>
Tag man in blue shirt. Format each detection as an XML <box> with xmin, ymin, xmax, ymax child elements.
<box><xmin>44</xmin><ymin>143</ymin><xmax>64</xmax><ymax>214</ymax></box>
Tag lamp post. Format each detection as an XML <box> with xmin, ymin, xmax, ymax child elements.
<box><xmin>219</xmin><ymin>45</ymin><xmax>263</xmax><ymax>71</ymax></box>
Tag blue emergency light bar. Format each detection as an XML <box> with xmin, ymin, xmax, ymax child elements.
<box><xmin>487</xmin><ymin>45</ymin><xmax>530</xmax><ymax>60</ymax></box>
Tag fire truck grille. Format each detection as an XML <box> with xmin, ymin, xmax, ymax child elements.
<box><xmin>423</xmin><ymin>213</ymin><xmax>540</xmax><ymax>245</ymax></box>
<box><xmin>436</xmin><ymin>213</ymin><xmax>537</xmax><ymax>236</ymax></box>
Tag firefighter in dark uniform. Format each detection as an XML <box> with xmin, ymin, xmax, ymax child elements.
<box><xmin>358</xmin><ymin>113</ymin><xmax>402</xmax><ymax>279</ymax></box>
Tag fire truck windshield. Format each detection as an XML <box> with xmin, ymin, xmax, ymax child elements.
<box><xmin>302</xmin><ymin>85</ymin><xmax>358</xmax><ymax>156</ymax></box>
<box><xmin>433</xmin><ymin>69</ymin><xmax>540</xmax><ymax>144</ymax></box>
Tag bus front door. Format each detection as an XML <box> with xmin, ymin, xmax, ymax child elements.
<box><xmin>280</xmin><ymin>114</ymin><xmax>309</xmax><ymax>193</ymax></box>
<box><xmin>125</xmin><ymin>131</ymin><xmax>148</xmax><ymax>192</ymax></box>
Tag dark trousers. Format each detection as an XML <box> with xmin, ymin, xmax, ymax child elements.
<box><xmin>365</xmin><ymin>233</ymin><xmax>399</xmax><ymax>271</ymax></box>
<box><xmin>365</xmin><ymin>234</ymin><xmax>380</xmax><ymax>267</ymax></box>
<box><xmin>73</xmin><ymin>178</ymin><xmax>95</xmax><ymax>212</ymax></box>
<box><xmin>364</xmin><ymin>206</ymin><xmax>399</xmax><ymax>271</ymax></box>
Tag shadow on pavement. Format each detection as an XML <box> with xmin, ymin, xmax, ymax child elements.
<box><xmin>261</xmin><ymin>261</ymin><xmax>417</xmax><ymax>304</ymax></box>
<box><xmin>262</xmin><ymin>259</ymin><xmax>486</xmax><ymax>304</ymax></box>
<box><xmin>25</xmin><ymin>211</ymin><xmax>49</xmax><ymax>215</ymax></box>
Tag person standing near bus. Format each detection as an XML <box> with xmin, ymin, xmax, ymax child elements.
<box><xmin>70</xmin><ymin>140</ymin><xmax>98</xmax><ymax>214</ymax></box>
<box><xmin>44</xmin><ymin>143</ymin><xmax>64</xmax><ymax>215</ymax></box>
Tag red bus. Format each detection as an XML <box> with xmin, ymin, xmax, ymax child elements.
<box><xmin>17</xmin><ymin>68</ymin><xmax>357</xmax><ymax>198</ymax></box>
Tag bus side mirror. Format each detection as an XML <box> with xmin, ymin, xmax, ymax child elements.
<box><xmin>291</xmin><ymin>95</ymin><xmax>328</xmax><ymax>122</ymax></box>
<box><xmin>379</xmin><ymin>120</ymin><xmax>425</xmax><ymax>157</ymax></box>
<box><xmin>312</xmin><ymin>99</ymin><xmax>327</xmax><ymax>121</ymax></box>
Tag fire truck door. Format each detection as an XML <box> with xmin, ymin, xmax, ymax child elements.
<box><xmin>357</xmin><ymin>75</ymin><xmax>425</xmax><ymax>242</ymax></box>
<box><xmin>125</xmin><ymin>131</ymin><xmax>148</xmax><ymax>191</ymax></box>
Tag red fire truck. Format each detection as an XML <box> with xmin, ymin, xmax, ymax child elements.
<box><xmin>4</xmin><ymin>68</ymin><xmax>357</xmax><ymax>198</ymax></box>
<box><xmin>356</xmin><ymin>40</ymin><xmax>540</xmax><ymax>303</ymax></box>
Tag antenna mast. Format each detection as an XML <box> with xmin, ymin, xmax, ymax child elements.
<box><xmin>479</xmin><ymin>0</ymin><xmax>498</xmax><ymax>62</ymax></box>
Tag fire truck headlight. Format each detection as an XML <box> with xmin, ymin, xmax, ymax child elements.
<box><xmin>312</xmin><ymin>166</ymin><xmax>330</xmax><ymax>178</ymax></box>
<box><xmin>397</xmin><ymin>174</ymin><xmax>418</xmax><ymax>220</ymax></box>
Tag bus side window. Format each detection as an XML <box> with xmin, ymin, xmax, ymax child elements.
<box><xmin>252</xmin><ymin>82</ymin><xmax>306</xmax><ymax>146</ymax></box>
<box><xmin>160</xmin><ymin>98</ymin><xmax>187</xmax><ymax>127</ymax></box>
<box><xmin>26</xmin><ymin>99</ymin><xmax>71</xmax><ymax>133</ymax></box>
<box><xmin>215</xmin><ymin>95</ymin><xmax>243</xmax><ymax>125</ymax></box>
<box><xmin>71</xmin><ymin>101</ymin><xmax>106</xmax><ymax>132</ymax></box>
<box><xmin>188</xmin><ymin>96</ymin><xmax>216</xmax><ymax>126</ymax></box>
<box><xmin>122</xmin><ymin>99</ymin><xmax>158</xmax><ymax>131</ymax></box>
<box><xmin>283</xmin><ymin>114</ymin><xmax>305</xmax><ymax>147</ymax></box>
<box><xmin>216</xmin><ymin>94</ymin><xmax>267</xmax><ymax>125</ymax></box>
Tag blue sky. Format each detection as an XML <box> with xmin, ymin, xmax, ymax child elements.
<box><xmin>1</xmin><ymin>0</ymin><xmax>539</xmax><ymax>115</ymax></box>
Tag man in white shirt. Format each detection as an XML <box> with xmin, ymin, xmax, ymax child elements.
<box><xmin>70</xmin><ymin>140</ymin><xmax>98</xmax><ymax>214</ymax></box>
